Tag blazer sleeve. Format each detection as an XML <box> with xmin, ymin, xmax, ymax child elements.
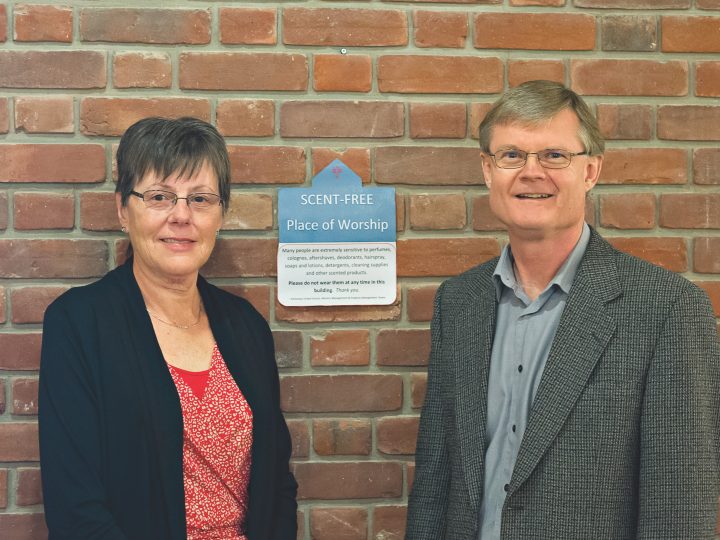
<box><xmin>637</xmin><ymin>285</ymin><xmax>720</xmax><ymax>539</ymax></box>
<box><xmin>38</xmin><ymin>300</ymin><xmax>128</xmax><ymax>540</ymax></box>
<box><xmin>406</xmin><ymin>282</ymin><xmax>451</xmax><ymax>539</ymax></box>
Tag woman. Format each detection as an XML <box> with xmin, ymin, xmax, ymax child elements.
<box><xmin>39</xmin><ymin>117</ymin><xmax>297</xmax><ymax>539</ymax></box>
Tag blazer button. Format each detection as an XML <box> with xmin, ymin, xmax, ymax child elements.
<box><xmin>504</xmin><ymin>483</ymin><xmax>509</xmax><ymax>492</ymax></box>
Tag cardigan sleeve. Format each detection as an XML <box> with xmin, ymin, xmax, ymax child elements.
<box><xmin>39</xmin><ymin>299</ymin><xmax>128</xmax><ymax>540</ymax></box>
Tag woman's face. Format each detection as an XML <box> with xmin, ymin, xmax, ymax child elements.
<box><xmin>116</xmin><ymin>162</ymin><xmax>224</xmax><ymax>283</ymax></box>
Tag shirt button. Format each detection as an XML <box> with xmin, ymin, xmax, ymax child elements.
<box><xmin>518</xmin><ymin>365</ymin><xmax>523</xmax><ymax>373</ymax></box>
<box><xmin>504</xmin><ymin>483</ymin><xmax>510</xmax><ymax>492</ymax></box>
<box><xmin>512</xmin><ymin>425</ymin><xmax>516</xmax><ymax>433</ymax></box>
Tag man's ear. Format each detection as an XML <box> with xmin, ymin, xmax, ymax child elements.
<box><xmin>116</xmin><ymin>192</ymin><xmax>128</xmax><ymax>230</ymax></box>
<box><xmin>481</xmin><ymin>154</ymin><xmax>493</xmax><ymax>189</ymax></box>
<box><xmin>584</xmin><ymin>155</ymin><xmax>603</xmax><ymax>192</ymax></box>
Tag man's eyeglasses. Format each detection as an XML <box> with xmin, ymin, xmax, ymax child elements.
<box><xmin>130</xmin><ymin>190</ymin><xmax>222</xmax><ymax>211</ymax></box>
<box><xmin>488</xmin><ymin>149</ymin><xmax>588</xmax><ymax>169</ymax></box>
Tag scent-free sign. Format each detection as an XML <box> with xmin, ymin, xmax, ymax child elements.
<box><xmin>277</xmin><ymin>159</ymin><xmax>396</xmax><ymax>306</ymax></box>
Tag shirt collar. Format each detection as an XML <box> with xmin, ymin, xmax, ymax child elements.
<box><xmin>492</xmin><ymin>223</ymin><xmax>591</xmax><ymax>301</ymax></box>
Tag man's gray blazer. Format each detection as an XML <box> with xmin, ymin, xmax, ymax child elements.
<box><xmin>406</xmin><ymin>229</ymin><xmax>720</xmax><ymax>539</ymax></box>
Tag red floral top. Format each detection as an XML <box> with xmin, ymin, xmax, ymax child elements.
<box><xmin>167</xmin><ymin>344</ymin><xmax>253</xmax><ymax>540</ymax></box>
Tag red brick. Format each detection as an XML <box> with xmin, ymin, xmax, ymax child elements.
<box><xmin>0</xmin><ymin>287</ymin><xmax>5</xmax><ymax>324</ymax></box>
<box><xmin>378</xmin><ymin>55</ymin><xmax>502</xmax><ymax>94</ymax></box>
<box><xmin>14</xmin><ymin>193</ymin><xmax>74</xmax><ymax>230</ymax></box>
<box><xmin>608</xmin><ymin>237</ymin><xmax>687</xmax><ymax>272</ymax></box>
<box><xmin>474</xmin><ymin>13</ymin><xmax>595</xmax><ymax>50</ymax></box>
<box><xmin>396</xmin><ymin>193</ymin><xmax>406</xmax><ymax>233</ymax></box>
<box><xmin>398</xmin><ymin>238</ymin><xmax>499</xmax><ymax>277</ymax></box>
<box><xmin>575</xmin><ymin>0</ymin><xmax>689</xmax><ymax>6</ymax></box>
<box><xmin>297</xmin><ymin>511</ymin><xmax>305</xmax><ymax>540</ymax></box>
<box><xmin>0</xmin><ymin>144</ymin><xmax>105</xmax><ymax>183</ymax></box>
<box><xmin>0</xmin><ymin>51</ymin><xmax>106</xmax><ymax>89</ymax></box>
<box><xmin>201</xmin><ymin>238</ymin><xmax>276</xmax><ymax>278</ymax></box>
<box><xmin>409</xmin><ymin>103</ymin><xmax>466</xmax><ymax>139</ymax></box>
<box><xmin>662</xmin><ymin>16</ymin><xmax>720</xmax><ymax>53</ymax></box>
<box><xmin>508</xmin><ymin>60</ymin><xmax>565</xmax><ymax>87</ymax></box>
<box><xmin>16</xmin><ymin>468</ymin><xmax>42</xmax><ymax>506</ymax></box>
<box><xmin>223</xmin><ymin>193</ymin><xmax>273</xmax><ymax>231</ymax></box>
<box><xmin>373</xmin><ymin>506</ymin><xmax>407</xmax><ymax>540</ymax></box>
<box><xmin>219</xmin><ymin>285</ymin><xmax>270</xmax><ymax>321</ymax></box>
<box><xmin>286</xmin><ymin>420</ymin><xmax>309</xmax><ymax>459</ymax></box>
<box><xmin>409</xmin><ymin>193</ymin><xmax>466</xmax><ymax>230</ymax></box>
<box><xmin>375</xmin><ymin>147</ymin><xmax>484</xmax><ymax>185</ymax></box>
<box><xmin>313</xmin><ymin>419</ymin><xmax>371</xmax><ymax>455</ymax></box>
<box><xmin>180</xmin><ymin>53</ymin><xmax>308</xmax><ymax>91</ymax></box>
<box><xmin>15</xmin><ymin>96</ymin><xmax>73</xmax><ymax>134</ymax></box>
<box><xmin>220</xmin><ymin>8</ymin><xmax>276</xmax><ymax>45</ymax></box>
<box><xmin>0</xmin><ymin>513</ymin><xmax>47</xmax><ymax>540</ymax></box>
<box><xmin>0</xmin><ymin>423</ymin><xmax>39</xmax><ymax>460</ymax></box>
<box><xmin>283</xmin><ymin>8</ymin><xmax>407</xmax><ymax>46</ymax></box>
<box><xmin>216</xmin><ymin>100</ymin><xmax>274</xmax><ymax>137</ymax></box>
<box><xmin>600</xmin><ymin>193</ymin><xmax>656</xmax><ymax>229</ymax></box>
<box><xmin>293</xmin><ymin>462</ymin><xmax>402</xmax><ymax>500</ymax></box>
<box><xmin>600</xmin><ymin>148</ymin><xmax>687</xmax><ymax>185</ymax></box>
<box><xmin>313</xmin><ymin>54</ymin><xmax>372</xmax><ymax>92</ymax></box>
<box><xmin>694</xmin><ymin>149</ymin><xmax>720</xmax><ymax>185</ymax></box>
<box><xmin>0</xmin><ymin>469</ymin><xmax>6</xmax><ymax>508</ymax></box>
<box><xmin>14</xmin><ymin>4</ymin><xmax>72</xmax><ymax>42</ymax></box>
<box><xmin>660</xmin><ymin>194</ymin><xmax>720</xmax><ymax>229</ymax></box>
<box><xmin>696</xmin><ymin>62</ymin><xmax>720</xmax><ymax>97</ymax></box>
<box><xmin>601</xmin><ymin>15</ymin><xmax>657</xmax><ymax>52</ymax></box>
<box><xmin>596</xmin><ymin>104</ymin><xmax>652</xmax><ymax>140</ymax></box>
<box><xmin>311</xmin><ymin>330</ymin><xmax>370</xmax><ymax>367</ymax></box>
<box><xmin>414</xmin><ymin>10</ymin><xmax>467</xmax><ymax>48</ymax></box>
<box><xmin>658</xmin><ymin>106</ymin><xmax>720</xmax><ymax>141</ymax></box>
<box><xmin>0</xmin><ymin>335</ymin><xmax>41</xmax><ymax>370</ymax></box>
<box><xmin>280</xmin><ymin>101</ymin><xmax>403</xmax><ymax>138</ymax></box>
<box><xmin>0</xmin><ymin>240</ymin><xmax>107</xmax><ymax>278</ymax></box>
<box><xmin>377</xmin><ymin>416</ymin><xmax>420</xmax><ymax>455</ymax></box>
<box><xmin>272</xmin><ymin>331</ymin><xmax>303</xmax><ymax>369</ymax></box>
<box><xmin>377</xmin><ymin>329</ymin><xmax>430</xmax><ymax>367</ymax></box>
<box><xmin>113</xmin><ymin>52</ymin><xmax>171</xmax><ymax>89</ymax></box>
<box><xmin>386</xmin><ymin>0</ymin><xmax>500</xmax><ymax>3</ymax></box>
<box><xmin>81</xmin><ymin>8</ymin><xmax>209</xmax><ymax>44</ymax></box>
<box><xmin>0</xmin><ymin>5</ymin><xmax>5</xmax><ymax>42</ymax></box>
<box><xmin>80</xmin><ymin>97</ymin><xmax>210</xmax><ymax>137</ymax></box>
<box><xmin>228</xmin><ymin>146</ymin><xmax>306</xmax><ymax>184</ymax></box>
<box><xmin>312</xmin><ymin>148</ymin><xmax>371</xmax><ymax>184</ymax></box>
<box><xmin>571</xmin><ymin>59</ymin><xmax>688</xmax><ymax>96</ymax></box>
<box><xmin>0</xmin><ymin>192</ymin><xmax>6</xmax><ymax>230</ymax></box>
<box><xmin>411</xmin><ymin>373</ymin><xmax>428</xmax><ymax>409</ymax></box>
<box><xmin>407</xmin><ymin>285</ymin><xmax>439</xmax><ymax>322</ymax></box>
<box><xmin>407</xmin><ymin>462</ymin><xmax>416</xmax><ymax>493</ymax></box>
<box><xmin>11</xmin><ymin>287</ymin><xmax>67</xmax><ymax>324</ymax></box>
<box><xmin>0</xmin><ymin>98</ymin><xmax>8</xmax><ymax>133</ymax></box>
<box><xmin>12</xmin><ymin>379</ymin><xmax>38</xmax><ymax>416</ymax></box>
<box><xmin>310</xmin><ymin>507</ymin><xmax>367</xmax><ymax>540</ymax></box>
<box><xmin>694</xmin><ymin>238</ymin><xmax>720</xmax><ymax>274</ymax></box>
<box><xmin>696</xmin><ymin>282</ymin><xmax>720</xmax><ymax>316</ymax></box>
<box><xmin>80</xmin><ymin>192</ymin><xmax>119</xmax><ymax>232</ymax></box>
<box><xmin>698</xmin><ymin>0</ymin><xmax>720</xmax><ymax>7</ymax></box>
<box><xmin>275</xmin><ymin>298</ymin><xmax>401</xmax><ymax>324</ymax></box>
<box><xmin>470</xmin><ymin>103</ymin><xmax>494</xmax><ymax>140</ymax></box>
<box><xmin>281</xmin><ymin>375</ymin><xmax>402</xmax><ymax>413</ymax></box>
<box><xmin>472</xmin><ymin>194</ymin><xmax>507</xmax><ymax>231</ymax></box>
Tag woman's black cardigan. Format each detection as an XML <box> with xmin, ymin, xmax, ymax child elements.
<box><xmin>38</xmin><ymin>260</ymin><xmax>297</xmax><ymax>539</ymax></box>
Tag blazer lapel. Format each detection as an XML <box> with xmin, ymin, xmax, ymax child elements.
<box><xmin>453</xmin><ymin>268</ymin><xmax>498</xmax><ymax>510</ymax></box>
<box><xmin>509</xmin><ymin>232</ymin><xmax>621</xmax><ymax>493</ymax></box>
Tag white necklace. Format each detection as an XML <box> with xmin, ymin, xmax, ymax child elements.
<box><xmin>146</xmin><ymin>305</ymin><xmax>203</xmax><ymax>330</ymax></box>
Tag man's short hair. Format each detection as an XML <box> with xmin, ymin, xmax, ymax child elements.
<box><xmin>478</xmin><ymin>80</ymin><xmax>605</xmax><ymax>156</ymax></box>
<box><xmin>116</xmin><ymin>117</ymin><xmax>231</xmax><ymax>212</ymax></box>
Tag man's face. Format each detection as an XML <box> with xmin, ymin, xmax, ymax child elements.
<box><xmin>481</xmin><ymin>108</ymin><xmax>602</xmax><ymax>241</ymax></box>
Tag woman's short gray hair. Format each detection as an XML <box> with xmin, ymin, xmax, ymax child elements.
<box><xmin>478</xmin><ymin>80</ymin><xmax>605</xmax><ymax>156</ymax></box>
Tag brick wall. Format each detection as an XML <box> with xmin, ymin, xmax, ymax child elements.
<box><xmin>0</xmin><ymin>1</ymin><xmax>718</xmax><ymax>539</ymax></box>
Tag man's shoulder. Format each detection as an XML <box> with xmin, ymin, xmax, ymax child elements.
<box><xmin>439</xmin><ymin>256</ymin><xmax>499</xmax><ymax>300</ymax></box>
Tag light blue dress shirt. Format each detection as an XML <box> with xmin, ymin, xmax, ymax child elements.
<box><xmin>478</xmin><ymin>224</ymin><xmax>591</xmax><ymax>540</ymax></box>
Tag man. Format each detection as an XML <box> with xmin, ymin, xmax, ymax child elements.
<box><xmin>406</xmin><ymin>80</ymin><xmax>719</xmax><ymax>539</ymax></box>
